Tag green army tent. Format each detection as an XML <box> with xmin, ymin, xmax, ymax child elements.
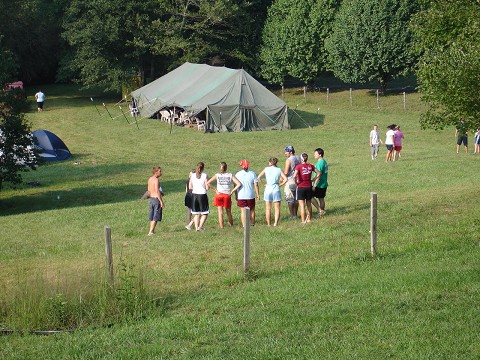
<box><xmin>130</xmin><ymin>62</ymin><xmax>289</xmax><ymax>132</ymax></box>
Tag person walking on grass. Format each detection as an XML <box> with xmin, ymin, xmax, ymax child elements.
<box><xmin>369</xmin><ymin>124</ymin><xmax>383</xmax><ymax>160</ymax></box>
<box><xmin>385</xmin><ymin>124</ymin><xmax>395</xmax><ymax>162</ymax></box>
<box><xmin>147</xmin><ymin>166</ymin><xmax>165</xmax><ymax>236</ymax></box>
<box><xmin>189</xmin><ymin>162</ymin><xmax>209</xmax><ymax>231</ymax></box>
<box><xmin>313</xmin><ymin>148</ymin><xmax>328</xmax><ymax>217</ymax></box>
<box><xmin>393</xmin><ymin>125</ymin><xmax>404</xmax><ymax>161</ymax></box>
<box><xmin>206</xmin><ymin>162</ymin><xmax>241</xmax><ymax>228</ymax></box>
<box><xmin>258</xmin><ymin>157</ymin><xmax>288</xmax><ymax>226</ymax></box>
<box><xmin>235</xmin><ymin>159</ymin><xmax>260</xmax><ymax>227</ymax></box>
<box><xmin>293</xmin><ymin>153</ymin><xmax>320</xmax><ymax>224</ymax></box>
<box><xmin>35</xmin><ymin>90</ymin><xmax>45</xmax><ymax>112</ymax></box>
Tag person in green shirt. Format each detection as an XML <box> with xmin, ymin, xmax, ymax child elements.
<box><xmin>313</xmin><ymin>148</ymin><xmax>328</xmax><ymax>216</ymax></box>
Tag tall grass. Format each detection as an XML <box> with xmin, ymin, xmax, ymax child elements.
<box><xmin>0</xmin><ymin>84</ymin><xmax>479</xmax><ymax>358</ymax></box>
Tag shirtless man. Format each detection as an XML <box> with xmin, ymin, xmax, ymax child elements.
<box><xmin>147</xmin><ymin>166</ymin><xmax>165</xmax><ymax>236</ymax></box>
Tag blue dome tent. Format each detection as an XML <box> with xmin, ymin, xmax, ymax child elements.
<box><xmin>32</xmin><ymin>129</ymin><xmax>71</xmax><ymax>161</ymax></box>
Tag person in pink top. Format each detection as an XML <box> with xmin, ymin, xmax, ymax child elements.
<box><xmin>293</xmin><ymin>153</ymin><xmax>320</xmax><ymax>224</ymax></box>
<box><xmin>393</xmin><ymin>125</ymin><xmax>404</xmax><ymax>161</ymax></box>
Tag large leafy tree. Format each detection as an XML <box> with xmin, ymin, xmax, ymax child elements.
<box><xmin>0</xmin><ymin>41</ymin><xmax>38</xmax><ymax>191</ymax></box>
<box><xmin>0</xmin><ymin>0</ymin><xmax>67</xmax><ymax>83</ymax></box>
<box><xmin>260</xmin><ymin>0</ymin><xmax>340</xmax><ymax>85</ymax></box>
<box><xmin>61</xmin><ymin>0</ymin><xmax>261</xmax><ymax>91</ymax></box>
<box><xmin>325</xmin><ymin>0</ymin><xmax>420</xmax><ymax>93</ymax></box>
<box><xmin>411</xmin><ymin>0</ymin><xmax>480</xmax><ymax>130</ymax></box>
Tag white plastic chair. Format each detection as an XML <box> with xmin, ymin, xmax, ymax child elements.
<box><xmin>159</xmin><ymin>109</ymin><xmax>171</xmax><ymax>122</ymax></box>
<box><xmin>196</xmin><ymin>119</ymin><xmax>206</xmax><ymax>131</ymax></box>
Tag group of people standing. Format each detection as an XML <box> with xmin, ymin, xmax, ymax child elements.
<box><xmin>369</xmin><ymin>124</ymin><xmax>404</xmax><ymax>162</ymax></box>
<box><xmin>146</xmin><ymin>146</ymin><xmax>329</xmax><ymax>235</ymax></box>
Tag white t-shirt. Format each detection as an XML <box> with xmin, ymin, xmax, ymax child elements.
<box><xmin>190</xmin><ymin>173</ymin><xmax>208</xmax><ymax>194</ymax></box>
<box><xmin>215</xmin><ymin>172</ymin><xmax>233</xmax><ymax>194</ymax></box>
<box><xmin>370</xmin><ymin>130</ymin><xmax>380</xmax><ymax>145</ymax></box>
<box><xmin>385</xmin><ymin>129</ymin><xmax>395</xmax><ymax>145</ymax></box>
<box><xmin>35</xmin><ymin>92</ymin><xmax>45</xmax><ymax>102</ymax></box>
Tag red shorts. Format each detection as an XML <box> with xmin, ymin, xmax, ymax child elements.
<box><xmin>213</xmin><ymin>193</ymin><xmax>232</xmax><ymax>208</ymax></box>
<box><xmin>394</xmin><ymin>146</ymin><xmax>402</xmax><ymax>151</ymax></box>
<box><xmin>237</xmin><ymin>198</ymin><xmax>256</xmax><ymax>209</ymax></box>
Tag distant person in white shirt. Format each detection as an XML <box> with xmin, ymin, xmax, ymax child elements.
<box><xmin>385</xmin><ymin>124</ymin><xmax>396</xmax><ymax>162</ymax></box>
<box><xmin>369</xmin><ymin>124</ymin><xmax>383</xmax><ymax>160</ymax></box>
<box><xmin>35</xmin><ymin>90</ymin><xmax>45</xmax><ymax>112</ymax></box>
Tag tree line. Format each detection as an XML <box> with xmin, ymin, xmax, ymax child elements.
<box><xmin>1</xmin><ymin>0</ymin><xmax>480</xmax><ymax>189</ymax></box>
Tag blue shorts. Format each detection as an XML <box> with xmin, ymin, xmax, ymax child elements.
<box><xmin>264</xmin><ymin>185</ymin><xmax>281</xmax><ymax>202</ymax></box>
<box><xmin>149</xmin><ymin>198</ymin><xmax>162</xmax><ymax>221</ymax></box>
<box><xmin>386</xmin><ymin>144</ymin><xmax>393</xmax><ymax>151</ymax></box>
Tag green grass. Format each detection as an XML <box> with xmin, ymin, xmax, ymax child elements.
<box><xmin>0</xmin><ymin>84</ymin><xmax>479</xmax><ymax>359</ymax></box>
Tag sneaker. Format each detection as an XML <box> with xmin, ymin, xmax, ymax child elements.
<box><xmin>305</xmin><ymin>215</ymin><xmax>311</xmax><ymax>223</ymax></box>
<box><xmin>319</xmin><ymin>210</ymin><xmax>326</xmax><ymax>216</ymax></box>
<box><xmin>185</xmin><ymin>225</ymin><xmax>192</xmax><ymax>230</ymax></box>
<box><xmin>147</xmin><ymin>232</ymin><xmax>154</xmax><ymax>236</ymax></box>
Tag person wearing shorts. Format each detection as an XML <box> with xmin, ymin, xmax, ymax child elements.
<box><xmin>455</xmin><ymin>120</ymin><xmax>469</xmax><ymax>154</ymax></box>
<box><xmin>293</xmin><ymin>153</ymin><xmax>320</xmax><ymax>224</ymax></box>
<box><xmin>258</xmin><ymin>157</ymin><xmax>287</xmax><ymax>226</ymax></box>
<box><xmin>393</xmin><ymin>125</ymin><xmax>404</xmax><ymax>161</ymax></box>
<box><xmin>35</xmin><ymin>90</ymin><xmax>45</xmax><ymax>112</ymax></box>
<box><xmin>474</xmin><ymin>128</ymin><xmax>480</xmax><ymax>154</ymax></box>
<box><xmin>235</xmin><ymin>159</ymin><xmax>259</xmax><ymax>227</ymax></box>
<box><xmin>206</xmin><ymin>162</ymin><xmax>241</xmax><ymax>228</ymax></box>
<box><xmin>313</xmin><ymin>148</ymin><xmax>328</xmax><ymax>217</ymax></box>
<box><xmin>283</xmin><ymin>145</ymin><xmax>302</xmax><ymax>219</ymax></box>
<box><xmin>385</xmin><ymin>124</ymin><xmax>395</xmax><ymax>162</ymax></box>
<box><xmin>189</xmin><ymin>162</ymin><xmax>209</xmax><ymax>231</ymax></box>
<box><xmin>147</xmin><ymin>166</ymin><xmax>164</xmax><ymax>236</ymax></box>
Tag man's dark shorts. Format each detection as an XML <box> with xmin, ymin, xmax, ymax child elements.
<box><xmin>313</xmin><ymin>187</ymin><xmax>327</xmax><ymax>199</ymax></box>
<box><xmin>149</xmin><ymin>198</ymin><xmax>162</xmax><ymax>221</ymax></box>
<box><xmin>37</xmin><ymin>102</ymin><xmax>44</xmax><ymax>109</ymax></box>
<box><xmin>457</xmin><ymin>135</ymin><xmax>468</xmax><ymax>146</ymax></box>
<box><xmin>386</xmin><ymin>144</ymin><xmax>393</xmax><ymax>151</ymax></box>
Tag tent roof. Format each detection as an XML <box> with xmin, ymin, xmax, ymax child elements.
<box><xmin>32</xmin><ymin>129</ymin><xmax>71</xmax><ymax>161</ymax></box>
<box><xmin>130</xmin><ymin>62</ymin><xmax>289</xmax><ymax>131</ymax></box>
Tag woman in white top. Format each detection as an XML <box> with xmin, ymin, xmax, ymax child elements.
<box><xmin>206</xmin><ymin>162</ymin><xmax>241</xmax><ymax>228</ymax></box>
<box><xmin>189</xmin><ymin>162</ymin><xmax>209</xmax><ymax>231</ymax></box>
<box><xmin>385</xmin><ymin>124</ymin><xmax>395</xmax><ymax>162</ymax></box>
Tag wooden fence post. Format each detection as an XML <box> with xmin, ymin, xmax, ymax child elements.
<box><xmin>349</xmin><ymin>88</ymin><xmax>352</xmax><ymax>107</ymax></box>
<box><xmin>105</xmin><ymin>225</ymin><xmax>114</xmax><ymax>286</ymax></box>
<box><xmin>370</xmin><ymin>193</ymin><xmax>377</xmax><ymax>257</ymax></box>
<box><xmin>244</xmin><ymin>207</ymin><xmax>251</xmax><ymax>274</ymax></box>
<box><xmin>403</xmin><ymin>92</ymin><xmax>406</xmax><ymax>111</ymax></box>
<box><xmin>326</xmin><ymin>88</ymin><xmax>329</xmax><ymax>104</ymax></box>
<box><xmin>376</xmin><ymin>89</ymin><xmax>380</xmax><ymax>109</ymax></box>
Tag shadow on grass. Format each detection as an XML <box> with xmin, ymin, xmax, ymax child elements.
<box><xmin>327</xmin><ymin>202</ymin><xmax>371</xmax><ymax>216</ymax></box>
<box><xmin>0</xmin><ymin>179</ymin><xmax>187</xmax><ymax>216</ymax></box>
<box><xmin>289</xmin><ymin>109</ymin><xmax>324</xmax><ymax>129</ymax></box>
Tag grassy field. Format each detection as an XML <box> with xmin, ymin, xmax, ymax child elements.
<box><xmin>0</xmin><ymin>84</ymin><xmax>479</xmax><ymax>359</ymax></box>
